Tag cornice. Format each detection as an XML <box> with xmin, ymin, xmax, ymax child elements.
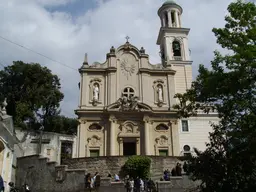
<box><xmin>157</xmin><ymin>27</ymin><xmax>190</xmax><ymax>45</ymax></box>
<box><xmin>139</xmin><ymin>68</ymin><xmax>176</xmax><ymax>75</ymax></box>
<box><xmin>78</xmin><ymin>67</ymin><xmax>117</xmax><ymax>73</ymax></box>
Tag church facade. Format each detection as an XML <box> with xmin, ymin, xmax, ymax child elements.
<box><xmin>75</xmin><ymin>0</ymin><xmax>218</xmax><ymax>157</ymax></box>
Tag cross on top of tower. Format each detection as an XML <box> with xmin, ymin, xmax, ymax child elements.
<box><xmin>125</xmin><ymin>36</ymin><xmax>130</xmax><ymax>43</ymax></box>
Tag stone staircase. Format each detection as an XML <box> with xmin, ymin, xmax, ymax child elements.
<box><xmin>63</xmin><ymin>156</ymin><xmax>181</xmax><ymax>180</ymax></box>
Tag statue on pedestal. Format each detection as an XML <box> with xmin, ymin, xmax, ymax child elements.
<box><xmin>93</xmin><ymin>84</ymin><xmax>99</xmax><ymax>101</ymax></box>
<box><xmin>157</xmin><ymin>85</ymin><xmax>163</xmax><ymax>102</ymax></box>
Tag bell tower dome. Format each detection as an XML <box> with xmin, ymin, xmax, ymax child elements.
<box><xmin>157</xmin><ymin>0</ymin><xmax>192</xmax><ymax>67</ymax></box>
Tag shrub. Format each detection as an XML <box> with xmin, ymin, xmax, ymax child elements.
<box><xmin>122</xmin><ymin>156</ymin><xmax>151</xmax><ymax>179</ymax></box>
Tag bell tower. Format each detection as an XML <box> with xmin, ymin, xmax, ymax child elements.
<box><xmin>157</xmin><ymin>0</ymin><xmax>192</xmax><ymax>67</ymax></box>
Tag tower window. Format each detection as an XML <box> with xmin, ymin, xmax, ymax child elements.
<box><xmin>171</xmin><ymin>11</ymin><xmax>175</xmax><ymax>26</ymax></box>
<box><xmin>122</xmin><ymin>87</ymin><xmax>135</xmax><ymax>98</ymax></box>
<box><xmin>165</xmin><ymin>12</ymin><xmax>169</xmax><ymax>26</ymax></box>
<box><xmin>172</xmin><ymin>41</ymin><xmax>182</xmax><ymax>57</ymax></box>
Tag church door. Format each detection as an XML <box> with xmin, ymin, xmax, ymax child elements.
<box><xmin>123</xmin><ymin>142</ymin><xmax>136</xmax><ymax>156</ymax></box>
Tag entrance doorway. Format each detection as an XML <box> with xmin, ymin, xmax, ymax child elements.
<box><xmin>123</xmin><ymin>142</ymin><xmax>136</xmax><ymax>156</ymax></box>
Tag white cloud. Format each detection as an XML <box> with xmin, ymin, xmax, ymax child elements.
<box><xmin>34</xmin><ymin>0</ymin><xmax>78</xmax><ymax>7</ymax></box>
<box><xmin>0</xmin><ymin>0</ymin><xmax>234</xmax><ymax>117</ymax></box>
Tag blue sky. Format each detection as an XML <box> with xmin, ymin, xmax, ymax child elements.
<box><xmin>0</xmin><ymin>0</ymin><xmax>239</xmax><ymax>117</ymax></box>
<box><xmin>46</xmin><ymin>0</ymin><xmax>97</xmax><ymax>18</ymax></box>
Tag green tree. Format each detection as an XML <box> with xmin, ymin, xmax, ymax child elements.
<box><xmin>44</xmin><ymin>115</ymin><xmax>78</xmax><ymax>135</ymax></box>
<box><xmin>174</xmin><ymin>1</ymin><xmax>256</xmax><ymax>191</ymax></box>
<box><xmin>122</xmin><ymin>156</ymin><xmax>151</xmax><ymax>179</ymax></box>
<box><xmin>0</xmin><ymin>61</ymin><xmax>64</xmax><ymax>130</ymax></box>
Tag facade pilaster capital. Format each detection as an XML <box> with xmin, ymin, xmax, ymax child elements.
<box><xmin>169</xmin><ymin>119</ymin><xmax>177</xmax><ymax>125</ymax></box>
<box><xmin>109</xmin><ymin>115</ymin><xmax>117</xmax><ymax>123</ymax></box>
<box><xmin>143</xmin><ymin>116</ymin><xmax>150</xmax><ymax>123</ymax></box>
<box><xmin>78</xmin><ymin>119</ymin><xmax>87</xmax><ymax>124</ymax></box>
<box><xmin>118</xmin><ymin>138</ymin><xmax>123</xmax><ymax>144</ymax></box>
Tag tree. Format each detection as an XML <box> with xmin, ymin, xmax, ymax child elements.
<box><xmin>122</xmin><ymin>156</ymin><xmax>151</xmax><ymax>179</ymax></box>
<box><xmin>0</xmin><ymin>61</ymin><xmax>64</xmax><ymax>130</ymax></box>
<box><xmin>44</xmin><ymin>115</ymin><xmax>78</xmax><ymax>135</ymax></box>
<box><xmin>173</xmin><ymin>1</ymin><xmax>256</xmax><ymax>191</ymax></box>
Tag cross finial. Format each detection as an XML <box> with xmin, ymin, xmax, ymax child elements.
<box><xmin>125</xmin><ymin>36</ymin><xmax>130</xmax><ymax>43</ymax></box>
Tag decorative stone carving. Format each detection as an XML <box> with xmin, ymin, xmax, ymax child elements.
<box><xmin>120</xmin><ymin>56</ymin><xmax>135</xmax><ymax>79</ymax></box>
<box><xmin>88</xmin><ymin>123</ymin><xmax>102</xmax><ymax>132</ymax></box>
<box><xmin>117</xmin><ymin>95</ymin><xmax>140</xmax><ymax>111</ymax></box>
<box><xmin>107</xmin><ymin>97</ymin><xmax>152</xmax><ymax>112</ymax></box>
<box><xmin>1</xmin><ymin>98</ymin><xmax>7</xmax><ymax>115</ymax></box>
<box><xmin>89</xmin><ymin>78</ymin><xmax>102</xmax><ymax>106</ymax></box>
<box><xmin>155</xmin><ymin>124</ymin><xmax>169</xmax><ymax>132</ymax></box>
<box><xmin>155</xmin><ymin>135</ymin><xmax>168</xmax><ymax>146</ymax></box>
<box><xmin>93</xmin><ymin>84</ymin><xmax>99</xmax><ymax>101</ymax></box>
<box><xmin>157</xmin><ymin>85</ymin><xmax>163</xmax><ymax>103</ymax></box>
<box><xmin>110</xmin><ymin>46</ymin><xmax>115</xmax><ymax>54</ymax></box>
<box><xmin>125</xmin><ymin>124</ymin><xmax>133</xmax><ymax>133</ymax></box>
<box><xmin>140</xmin><ymin>47</ymin><xmax>145</xmax><ymax>54</ymax></box>
<box><xmin>153</xmin><ymin>80</ymin><xmax>166</xmax><ymax>107</ymax></box>
<box><xmin>87</xmin><ymin>135</ymin><xmax>101</xmax><ymax>146</ymax></box>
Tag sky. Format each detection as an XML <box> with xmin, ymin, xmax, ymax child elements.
<box><xmin>0</xmin><ymin>0</ymin><xmax>238</xmax><ymax>117</ymax></box>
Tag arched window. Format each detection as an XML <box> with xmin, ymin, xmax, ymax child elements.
<box><xmin>172</xmin><ymin>41</ymin><xmax>181</xmax><ymax>57</ymax></box>
<box><xmin>156</xmin><ymin>124</ymin><xmax>169</xmax><ymax>131</ymax></box>
<box><xmin>165</xmin><ymin>12</ymin><xmax>169</xmax><ymax>26</ymax></box>
<box><xmin>89</xmin><ymin>124</ymin><xmax>102</xmax><ymax>131</ymax></box>
<box><xmin>171</xmin><ymin>11</ymin><xmax>175</xmax><ymax>26</ymax></box>
<box><xmin>122</xmin><ymin>87</ymin><xmax>135</xmax><ymax>98</ymax></box>
<box><xmin>183</xmin><ymin>145</ymin><xmax>191</xmax><ymax>157</ymax></box>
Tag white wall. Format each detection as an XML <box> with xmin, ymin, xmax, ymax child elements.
<box><xmin>178</xmin><ymin>115</ymin><xmax>219</xmax><ymax>155</ymax></box>
<box><xmin>15</xmin><ymin>129</ymin><xmax>77</xmax><ymax>164</ymax></box>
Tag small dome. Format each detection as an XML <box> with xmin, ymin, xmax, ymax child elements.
<box><xmin>163</xmin><ymin>0</ymin><xmax>177</xmax><ymax>6</ymax></box>
<box><xmin>158</xmin><ymin>0</ymin><xmax>182</xmax><ymax>15</ymax></box>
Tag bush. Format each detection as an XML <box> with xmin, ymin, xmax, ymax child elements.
<box><xmin>122</xmin><ymin>156</ymin><xmax>151</xmax><ymax>179</ymax></box>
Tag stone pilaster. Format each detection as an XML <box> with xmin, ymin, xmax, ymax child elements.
<box><xmin>143</xmin><ymin>116</ymin><xmax>151</xmax><ymax>155</ymax></box>
<box><xmin>109</xmin><ymin>115</ymin><xmax>117</xmax><ymax>156</ymax></box>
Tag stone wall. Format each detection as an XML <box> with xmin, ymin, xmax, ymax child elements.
<box><xmin>62</xmin><ymin>156</ymin><xmax>182</xmax><ymax>179</ymax></box>
<box><xmin>16</xmin><ymin>155</ymin><xmax>198</xmax><ymax>192</ymax></box>
<box><xmin>16</xmin><ymin>155</ymin><xmax>85</xmax><ymax>192</ymax></box>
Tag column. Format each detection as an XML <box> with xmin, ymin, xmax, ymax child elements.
<box><xmin>175</xmin><ymin>11</ymin><xmax>179</xmax><ymax>27</ymax></box>
<box><xmin>178</xmin><ymin>13</ymin><xmax>181</xmax><ymax>27</ymax></box>
<box><xmin>119</xmin><ymin>138</ymin><xmax>123</xmax><ymax>156</ymax></box>
<box><xmin>168</xmin><ymin>11</ymin><xmax>172</xmax><ymax>27</ymax></box>
<box><xmin>162</xmin><ymin>16</ymin><xmax>166</xmax><ymax>27</ymax></box>
<box><xmin>161</xmin><ymin>17</ymin><xmax>164</xmax><ymax>27</ymax></box>
<box><xmin>109</xmin><ymin>116</ymin><xmax>116</xmax><ymax>156</ymax></box>
<box><xmin>143</xmin><ymin>117</ymin><xmax>150</xmax><ymax>155</ymax></box>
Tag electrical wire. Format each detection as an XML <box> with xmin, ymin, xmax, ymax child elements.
<box><xmin>0</xmin><ymin>35</ymin><xmax>77</xmax><ymax>71</ymax></box>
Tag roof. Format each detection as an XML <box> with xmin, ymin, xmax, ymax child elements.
<box><xmin>163</xmin><ymin>0</ymin><xmax>177</xmax><ymax>6</ymax></box>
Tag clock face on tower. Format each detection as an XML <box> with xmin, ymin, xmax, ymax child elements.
<box><xmin>120</xmin><ymin>57</ymin><xmax>135</xmax><ymax>79</ymax></box>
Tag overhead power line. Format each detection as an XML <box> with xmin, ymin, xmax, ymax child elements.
<box><xmin>0</xmin><ymin>35</ymin><xmax>77</xmax><ymax>71</ymax></box>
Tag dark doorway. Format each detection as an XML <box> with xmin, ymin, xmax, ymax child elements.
<box><xmin>60</xmin><ymin>141</ymin><xmax>73</xmax><ymax>164</ymax></box>
<box><xmin>123</xmin><ymin>142</ymin><xmax>136</xmax><ymax>156</ymax></box>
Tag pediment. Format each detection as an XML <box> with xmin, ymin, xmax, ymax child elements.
<box><xmin>106</xmin><ymin>96</ymin><xmax>152</xmax><ymax>112</ymax></box>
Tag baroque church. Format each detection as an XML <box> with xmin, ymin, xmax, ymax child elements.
<box><xmin>75</xmin><ymin>0</ymin><xmax>218</xmax><ymax>157</ymax></box>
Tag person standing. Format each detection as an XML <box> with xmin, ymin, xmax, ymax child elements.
<box><xmin>0</xmin><ymin>175</ymin><xmax>4</xmax><ymax>192</ymax></box>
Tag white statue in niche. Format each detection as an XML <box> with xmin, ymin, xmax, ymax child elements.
<box><xmin>93</xmin><ymin>84</ymin><xmax>99</xmax><ymax>101</ymax></box>
<box><xmin>157</xmin><ymin>85</ymin><xmax>163</xmax><ymax>102</ymax></box>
